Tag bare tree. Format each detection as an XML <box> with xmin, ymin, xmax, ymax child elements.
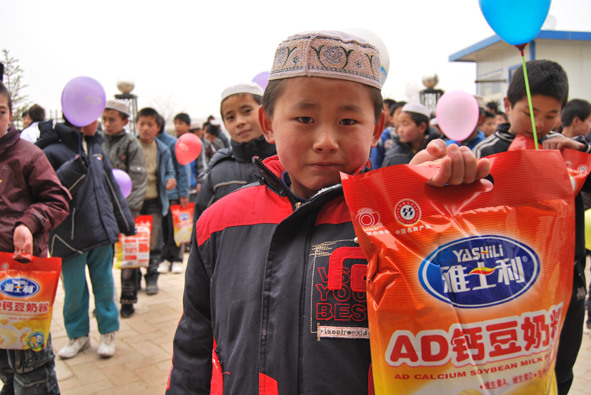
<box><xmin>148</xmin><ymin>93</ymin><xmax>179</xmax><ymax>135</ymax></box>
<box><xmin>2</xmin><ymin>49</ymin><xmax>29</xmax><ymax>127</ymax></box>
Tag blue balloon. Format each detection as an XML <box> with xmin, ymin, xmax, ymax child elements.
<box><xmin>479</xmin><ymin>0</ymin><xmax>551</xmax><ymax>46</ymax></box>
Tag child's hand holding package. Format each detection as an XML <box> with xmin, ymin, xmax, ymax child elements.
<box><xmin>409</xmin><ymin>140</ymin><xmax>491</xmax><ymax>186</ymax></box>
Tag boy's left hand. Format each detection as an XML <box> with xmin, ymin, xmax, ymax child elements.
<box><xmin>410</xmin><ymin>140</ymin><xmax>490</xmax><ymax>187</ymax></box>
<box><xmin>542</xmin><ymin>135</ymin><xmax>585</xmax><ymax>151</ymax></box>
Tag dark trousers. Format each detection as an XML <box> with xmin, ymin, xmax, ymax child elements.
<box><xmin>120</xmin><ymin>198</ymin><xmax>162</xmax><ymax>304</ymax></box>
<box><xmin>556</xmin><ymin>257</ymin><xmax>587</xmax><ymax>395</ymax></box>
<box><xmin>161</xmin><ymin>199</ymin><xmax>183</xmax><ymax>265</ymax></box>
<box><xmin>0</xmin><ymin>335</ymin><xmax>59</xmax><ymax>394</ymax></box>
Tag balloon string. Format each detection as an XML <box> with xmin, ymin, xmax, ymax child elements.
<box><xmin>516</xmin><ymin>44</ymin><xmax>539</xmax><ymax>150</ymax></box>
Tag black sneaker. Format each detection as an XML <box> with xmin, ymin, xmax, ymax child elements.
<box><xmin>145</xmin><ymin>282</ymin><xmax>159</xmax><ymax>295</ymax></box>
<box><xmin>120</xmin><ymin>304</ymin><xmax>135</xmax><ymax>318</ymax></box>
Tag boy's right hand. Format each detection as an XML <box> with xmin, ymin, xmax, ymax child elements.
<box><xmin>542</xmin><ymin>135</ymin><xmax>585</xmax><ymax>151</ymax></box>
<box><xmin>13</xmin><ymin>224</ymin><xmax>33</xmax><ymax>257</ymax></box>
<box><xmin>166</xmin><ymin>178</ymin><xmax>177</xmax><ymax>191</ymax></box>
<box><xmin>410</xmin><ymin>140</ymin><xmax>490</xmax><ymax>187</ymax></box>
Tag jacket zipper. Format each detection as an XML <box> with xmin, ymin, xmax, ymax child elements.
<box><xmin>253</xmin><ymin>156</ymin><xmax>302</xmax><ymax>210</ymax></box>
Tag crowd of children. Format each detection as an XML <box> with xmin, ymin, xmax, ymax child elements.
<box><xmin>1</xmin><ymin>28</ymin><xmax>591</xmax><ymax>394</ymax></box>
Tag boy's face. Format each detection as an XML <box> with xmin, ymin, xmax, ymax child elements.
<box><xmin>22</xmin><ymin>114</ymin><xmax>32</xmax><ymax>129</ymax></box>
<box><xmin>174</xmin><ymin>120</ymin><xmax>191</xmax><ymax>137</ymax></box>
<box><xmin>504</xmin><ymin>95</ymin><xmax>562</xmax><ymax>140</ymax></box>
<box><xmin>221</xmin><ymin>94</ymin><xmax>263</xmax><ymax>144</ymax></box>
<box><xmin>0</xmin><ymin>95</ymin><xmax>12</xmax><ymax>138</ymax></box>
<box><xmin>137</xmin><ymin>116</ymin><xmax>159</xmax><ymax>144</ymax></box>
<box><xmin>480</xmin><ymin>116</ymin><xmax>496</xmax><ymax>136</ymax></box>
<box><xmin>260</xmin><ymin>77</ymin><xmax>384</xmax><ymax>199</ymax></box>
<box><xmin>101</xmin><ymin>109</ymin><xmax>129</xmax><ymax>136</ymax></box>
<box><xmin>573</xmin><ymin>114</ymin><xmax>591</xmax><ymax>135</ymax></box>
<box><xmin>392</xmin><ymin>106</ymin><xmax>403</xmax><ymax>129</ymax></box>
<box><xmin>495</xmin><ymin>114</ymin><xmax>507</xmax><ymax>128</ymax></box>
<box><xmin>397</xmin><ymin>112</ymin><xmax>426</xmax><ymax>145</ymax></box>
<box><xmin>80</xmin><ymin>120</ymin><xmax>99</xmax><ymax>137</ymax></box>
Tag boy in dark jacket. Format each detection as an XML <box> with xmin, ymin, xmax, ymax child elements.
<box><xmin>36</xmin><ymin>109</ymin><xmax>135</xmax><ymax>360</ymax></box>
<box><xmin>167</xmin><ymin>31</ymin><xmax>489</xmax><ymax>394</ymax></box>
<box><xmin>192</xmin><ymin>82</ymin><xmax>276</xmax><ymax>223</ymax></box>
<box><xmin>0</xmin><ymin>82</ymin><xmax>70</xmax><ymax>394</ymax></box>
<box><xmin>473</xmin><ymin>59</ymin><xmax>591</xmax><ymax>395</ymax></box>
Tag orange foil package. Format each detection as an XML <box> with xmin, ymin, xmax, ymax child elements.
<box><xmin>115</xmin><ymin>215</ymin><xmax>152</xmax><ymax>269</ymax></box>
<box><xmin>0</xmin><ymin>253</ymin><xmax>61</xmax><ymax>351</ymax></box>
<box><xmin>342</xmin><ymin>149</ymin><xmax>591</xmax><ymax>394</ymax></box>
<box><xmin>170</xmin><ymin>202</ymin><xmax>195</xmax><ymax>246</ymax></box>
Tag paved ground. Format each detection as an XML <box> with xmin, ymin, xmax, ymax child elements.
<box><xmin>33</xmin><ymin>253</ymin><xmax>591</xmax><ymax>394</ymax></box>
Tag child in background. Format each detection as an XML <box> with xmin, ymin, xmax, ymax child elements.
<box><xmin>19</xmin><ymin>104</ymin><xmax>46</xmax><ymax>143</ymax></box>
<box><xmin>174</xmin><ymin>113</ymin><xmax>205</xmax><ymax>203</ymax></box>
<box><xmin>119</xmin><ymin>108</ymin><xmax>175</xmax><ymax>318</ymax></box>
<box><xmin>480</xmin><ymin>110</ymin><xmax>496</xmax><ymax>137</ymax></box>
<box><xmin>167</xmin><ymin>30</ymin><xmax>489</xmax><ymax>394</ymax></box>
<box><xmin>101</xmin><ymin>99</ymin><xmax>147</xmax><ymax>218</ymax></box>
<box><xmin>36</xmin><ymin>108</ymin><xmax>135</xmax><ymax>360</ymax></box>
<box><xmin>100</xmin><ymin>100</ymin><xmax>147</xmax><ymax>318</ymax></box>
<box><xmin>0</xmin><ymin>82</ymin><xmax>69</xmax><ymax>394</ymax></box>
<box><xmin>381</xmin><ymin>102</ymin><xmax>442</xmax><ymax>167</ymax></box>
<box><xmin>157</xmin><ymin>114</ymin><xmax>190</xmax><ymax>275</ymax></box>
<box><xmin>473</xmin><ymin>59</ymin><xmax>591</xmax><ymax>395</ymax></box>
<box><xmin>192</xmin><ymin>82</ymin><xmax>276</xmax><ymax>222</ymax></box>
<box><xmin>370</xmin><ymin>100</ymin><xmax>405</xmax><ymax>169</ymax></box>
<box><xmin>561</xmin><ymin>99</ymin><xmax>591</xmax><ymax>139</ymax></box>
<box><xmin>203</xmin><ymin>123</ymin><xmax>225</xmax><ymax>162</ymax></box>
<box><xmin>494</xmin><ymin>111</ymin><xmax>509</xmax><ymax>129</ymax></box>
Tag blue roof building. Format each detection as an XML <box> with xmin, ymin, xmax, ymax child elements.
<box><xmin>449</xmin><ymin>30</ymin><xmax>591</xmax><ymax>107</ymax></box>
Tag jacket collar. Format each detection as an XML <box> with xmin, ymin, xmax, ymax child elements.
<box><xmin>230</xmin><ymin>136</ymin><xmax>276</xmax><ymax>163</ymax></box>
<box><xmin>253</xmin><ymin>155</ymin><xmax>370</xmax><ymax>206</ymax></box>
<box><xmin>0</xmin><ymin>127</ymin><xmax>20</xmax><ymax>156</ymax></box>
<box><xmin>36</xmin><ymin>121</ymin><xmax>101</xmax><ymax>152</ymax></box>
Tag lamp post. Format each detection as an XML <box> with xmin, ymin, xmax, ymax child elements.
<box><xmin>115</xmin><ymin>79</ymin><xmax>138</xmax><ymax>135</ymax></box>
<box><xmin>419</xmin><ymin>73</ymin><xmax>444</xmax><ymax>117</ymax></box>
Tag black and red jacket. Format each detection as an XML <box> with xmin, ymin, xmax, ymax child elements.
<box><xmin>168</xmin><ymin>155</ymin><xmax>373</xmax><ymax>394</ymax></box>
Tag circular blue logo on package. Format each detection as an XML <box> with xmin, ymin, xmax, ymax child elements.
<box><xmin>179</xmin><ymin>213</ymin><xmax>191</xmax><ymax>221</ymax></box>
<box><xmin>419</xmin><ymin>235</ymin><xmax>540</xmax><ymax>308</ymax></box>
<box><xmin>0</xmin><ymin>278</ymin><xmax>40</xmax><ymax>298</ymax></box>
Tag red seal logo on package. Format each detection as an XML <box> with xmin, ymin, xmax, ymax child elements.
<box><xmin>355</xmin><ymin>208</ymin><xmax>381</xmax><ymax>228</ymax></box>
<box><xmin>395</xmin><ymin>199</ymin><xmax>420</xmax><ymax>226</ymax></box>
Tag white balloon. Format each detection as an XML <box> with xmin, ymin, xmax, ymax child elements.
<box><xmin>343</xmin><ymin>27</ymin><xmax>390</xmax><ymax>85</ymax></box>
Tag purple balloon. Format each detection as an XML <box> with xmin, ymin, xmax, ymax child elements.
<box><xmin>252</xmin><ymin>71</ymin><xmax>270</xmax><ymax>90</ymax></box>
<box><xmin>61</xmin><ymin>76</ymin><xmax>106</xmax><ymax>127</ymax></box>
<box><xmin>112</xmin><ymin>169</ymin><xmax>132</xmax><ymax>198</ymax></box>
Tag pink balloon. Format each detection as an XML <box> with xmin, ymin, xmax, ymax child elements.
<box><xmin>112</xmin><ymin>169</ymin><xmax>132</xmax><ymax>198</ymax></box>
<box><xmin>436</xmin><ymin>91</ymin><xmax>480</xmax><ymax>142</ymax></box>
<box><xmin>175</xmin><ymin>133</ymin><xmax>203</xmax><ymax>165</ymax></box>
<box><xmin>61</xmin><ymin>76</ymin><xmax>106</xmax><ymax>127</ymax></box>
<box><xmin>252</xmin><ymin>71</ymin><xmax>270</xmax><ymax>90</ymax></box>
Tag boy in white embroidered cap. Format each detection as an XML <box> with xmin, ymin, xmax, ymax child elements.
<box><xmin>191</xmin><ymin>81</ymin><xmax>277</xmax><ymax>225</ymax></box>
<box><xmin>167</xmin><ymin>30</ymin><xmax>490</xmax><ymax>394</ymax></box>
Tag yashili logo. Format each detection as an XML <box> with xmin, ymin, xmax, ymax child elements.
<box><xmin>0</xmin><ymin>278</ymin><xmax>40</xmax><ymax>298</ymax></box>
<box><xmin>419</xmin><ymin>235</ymin><xmax>540</xmax><ymax>308</ymax></box>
